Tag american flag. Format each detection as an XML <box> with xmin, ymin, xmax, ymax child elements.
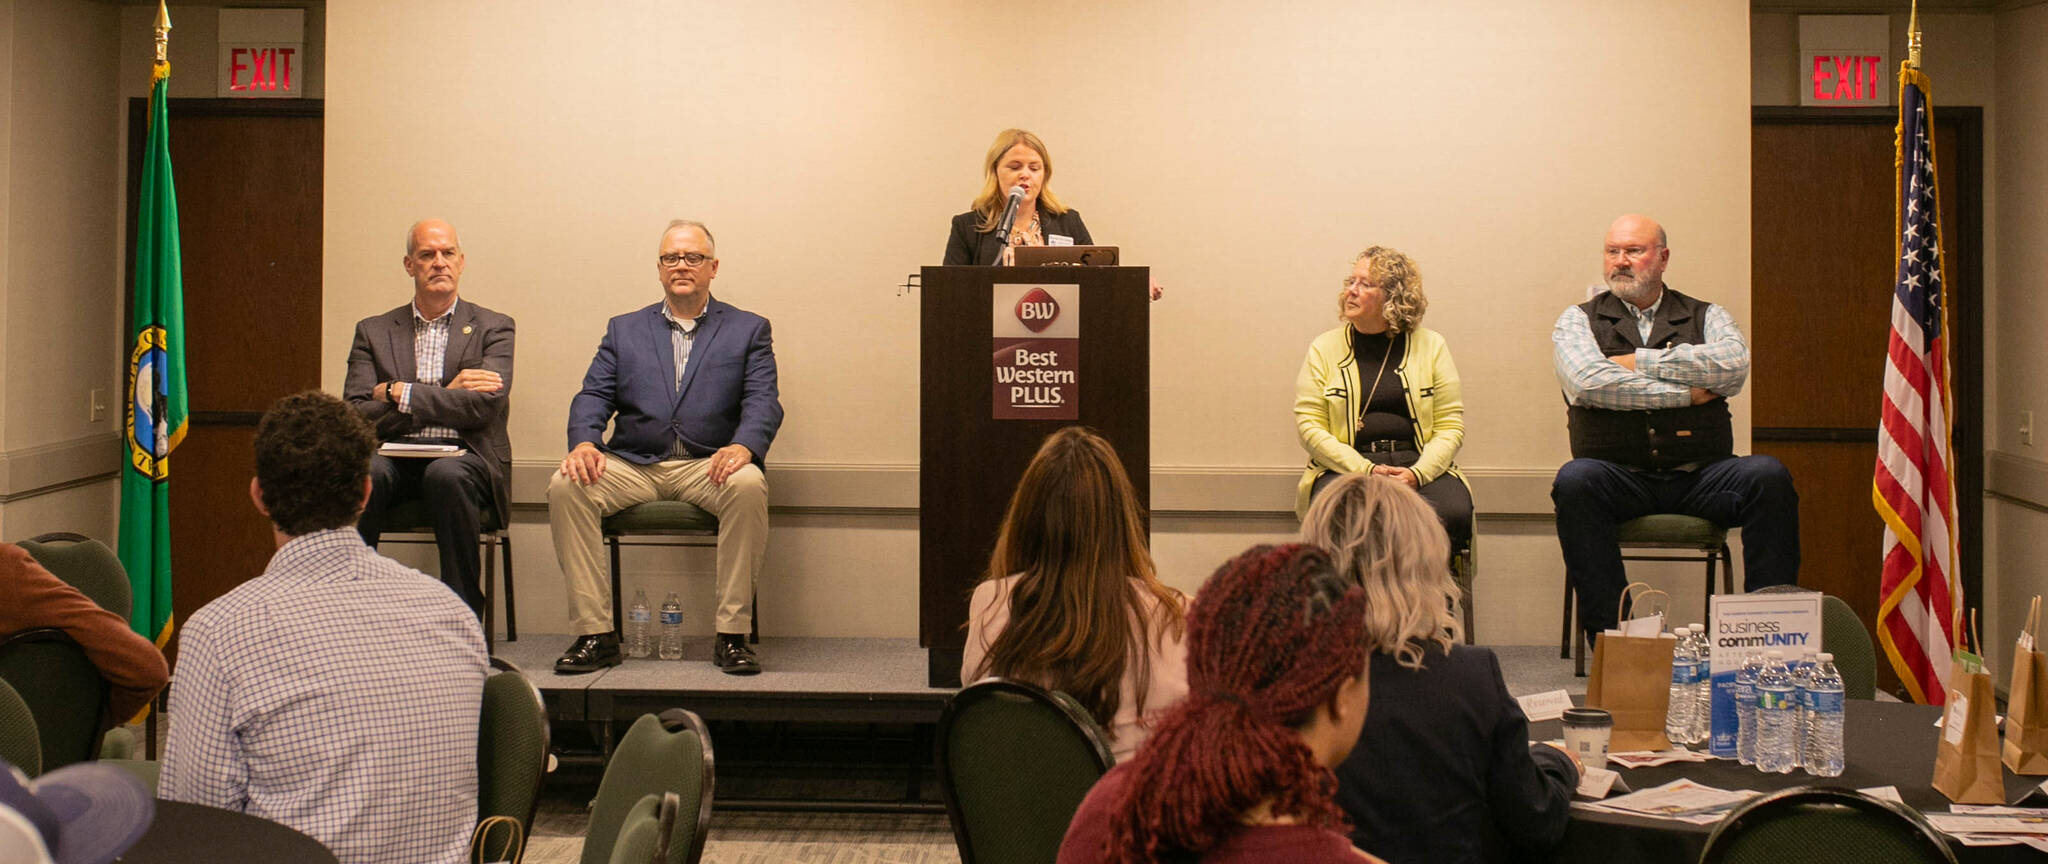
<box><xmin>1874</xmin><ymin>69</ymin><xmax>1959</xmax><ymax>706</ymax></box>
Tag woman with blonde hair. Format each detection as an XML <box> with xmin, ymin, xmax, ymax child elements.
<box><xmin>963</xmin><ymin>426</ymin><xmax>1187</xmax><ymax>759</ymax></box>
<box><xmin>942</xmin><ymin>128</ymin><xmax>1163</xmax><ymax>298</ymax></box>
<box><xmin>1294</xmin><ymin>246</ymin><xmax>1469</xmax><ymax>548</ymax></box>
<box><xmin>1301</xmin><ymin>474</ymin><xmax>1577</xmax><ymax>864</ymax></box>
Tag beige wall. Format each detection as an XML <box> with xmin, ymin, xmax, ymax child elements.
<box><xmin>325</xmin><ymin>1</ymin><xmax>1752</xmax><ymax>642</ymax></box>
<box><xmin>0</xmin><ymin>0</ymin><xmax>120</xmax><ymax>539</ymax></box>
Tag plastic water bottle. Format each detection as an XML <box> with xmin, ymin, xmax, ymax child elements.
<box><xmin>1735</xmin><ymin>652</ymin><xmax>1764</xmax><ymax>765</ymax></box>
<box><xmin>1666</xmin><ymin>628</ymin><xmax>1698</xmax><ymax>743</ymax></box>
<box><xmin>1789</xmin><ymin>650</ymin><xmax>1817</xmax><ymax>768</ymax></box>
<box><xmin>1804</xmin><ymin>653</ymin><xmax>1846</xmax><ymax>777</ymax></box>
<box><xmin>626</xmin><ymin>589</ymin><xmax>653</xmax><ymax>659</ymax></box>
<box><xmin>1686</xmin><ymin>625</ymin><xmax>1713</xmax><ymax>744</ymax></box>
<box><xmin>1754</xmin><ymin>651</ymin><xmax>1799</xmax><ymax>773</ymax></box>
<box><xmin>658</xmin><ymin>591</ymin><xmax>684</xmax><ymax>660</ymax></box>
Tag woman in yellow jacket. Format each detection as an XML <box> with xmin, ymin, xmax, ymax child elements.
<box><xmin>1294</xmin><ymin>246</ymin><xmax>1471</xmax><ymax>550</ymax></box>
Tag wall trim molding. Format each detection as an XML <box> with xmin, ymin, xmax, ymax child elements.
<box><xmin>0</xmin><ymin>434</ymin><xmax>120</xmax><ymax>502</ymax></box>
<box><xmin>1988</xmin><ymin>450</ymin><xmax>2048</xmax><ymax>512</ymax></box>
<box><xmin>509</xmin><ymin>460</ymin><xmax>1562</xmax><ymax>517</ymax></box>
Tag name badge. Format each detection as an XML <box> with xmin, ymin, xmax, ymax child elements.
<box><xmin>1047</xmin><ymin>234</ymin><xmax>1074</xmax><ymax>247</ymax></box>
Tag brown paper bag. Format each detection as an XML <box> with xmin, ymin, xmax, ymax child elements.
<box><xmin>2004</xmin><ymin>597</ymin><xmax>2048</xmax><ymax>774</ymax></box>
<box><xmin>1935</xmin><ymin>658</ymin><xmax>2006</xmax><ymax>803</ymax></box>
<box><xmin>1585</xmin><ymin>587</ymin><xmax>1674</xmax><ymax>753</ymax></box>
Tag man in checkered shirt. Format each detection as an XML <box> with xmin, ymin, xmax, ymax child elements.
<box><xmin>1551</xmin><ymin>214</ymin><xmax>1800</xmax><ymax>644</ymax></box>
<box><xmin>160</xmin><ymin>391</ymin><xmax>488</xmax><ymax>864</ymax></box>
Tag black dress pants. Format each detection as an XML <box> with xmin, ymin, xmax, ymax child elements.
<box><xmin>358</xmin><ymin>450</ymin><xmax>494</xmax><ymax>615</ymax></box>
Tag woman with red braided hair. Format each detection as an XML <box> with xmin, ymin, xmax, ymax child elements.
<box><xmin>1058</xmin><ymin>544</ymin><xmax>1386</xmax><ymax>864</ymax></box>
<box><xmin>1302</xmin><ymin>473</ymin><xmax>1579</xmax><ymax>864</ymax></box>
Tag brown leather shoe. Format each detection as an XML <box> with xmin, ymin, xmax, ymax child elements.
<box><xmin>554</xmin><ymin>633</ymin><xmax>622</xmax><ymax>674</ymax></box>
<box><xmin>712</xmin><ymin>633</ymin><xmax>760</xmax><ymax>675</ymax></box>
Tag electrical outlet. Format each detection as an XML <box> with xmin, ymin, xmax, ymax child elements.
<box><xmin>2023</xmin><ymin>410</ymin><xmax>2035</xmax><ymax>447</ymax></box>
<box><xmin>90</xmin><ymin>388</ymin><xmax>107</xmax><ymax>423</ymax></box>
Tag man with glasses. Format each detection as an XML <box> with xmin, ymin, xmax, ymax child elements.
<box><xmin>549</xmin><ymin>219</ymin><xmax>783</xmax><ymax>675</ymax></box>
<box><xmin>345</xmin><ymin>218</ymin><xmax>515</xmax><ymax>618</ymax></box>
<box><xmin>1550</xmin><ymin>214</ymin><xmax>1799</xmax><ymax>643</ymax></box>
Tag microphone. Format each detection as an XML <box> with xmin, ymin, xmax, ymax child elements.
<box><xmin>993</xmin><ymin>184</ymin><xmax>1027</xmax><ymax>255</ymax></box>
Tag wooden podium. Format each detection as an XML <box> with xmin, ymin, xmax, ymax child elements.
<box><xmin>919</xmin><ymin>265</ymin><xmax>1150</xmax><ymax>687</ymax></box>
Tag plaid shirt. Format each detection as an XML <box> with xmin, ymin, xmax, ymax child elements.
<box><xmin>399</xmin><ymin>299</ymin><xmax>462</xmax><ymax>440</ymax></box>
<box><xmin>1552</xmin><ymin>290</ymin><xmax>1749</xmax><ymax>410</ymax></box>
<box><xmin>160</xmin><ymin>529</ymin><xmax>487</xmax><ymax>864</ymax></box>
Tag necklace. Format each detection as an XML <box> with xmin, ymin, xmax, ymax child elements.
<box><xmin>1356</xmin><ymin>333</ymin><xmax>1396</xmax><ymax>432</ymax></box>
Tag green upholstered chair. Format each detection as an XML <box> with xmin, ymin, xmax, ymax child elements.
<box><xmin>600</xmin><ymin>502</ymin><xmax>756</xmax><ymax>643</ymax></box>
<box><xmin>582</xmin><ymin>710</ymin><xmax>714</xmax><ymax>864</ymax></box>
<box><xmin>375</xmin><ymin>498</ymin><xmax>517</xmax><ymax>652</ymax></box>
<box><xmin>1821</xmin><ymin>594</ymin><xmax>1878</xmax><ymax>700</ymax></box>
<box><xmin>16</xmin><ymin>534</ymin><xmax>131</xmax><ymax>621</ymax></box>
<box><xmin>1699</xmin><ymin>787</ymin><xmax>1957</xmax><ymax>864</ymax></box>
<box><xmin>0</xmin><ymin>629</ymin><xmax>109</xmax><ymax>774</ymax></box>
<box><xmin>1560</xmin><ymin>514</ymin><xmax>1736</xmax><ymax>676</ymax></box>
<box><xmin>478</xmin><ymin>662</ymin><xmax>551</xmax><ymax>862</ymax></box>
<box><xmin>0</xmin><ymin>677</ymin><xmax>40</xmax><ymax>776</ymax></box>
<box><xmin>938</xmin><ymin>678</ymin><xmax>1115</xmax><ymax>864</ymax></box>
<box><xmin>606</xmin><ymin>792</ymin><xmax>681</xmax><ymax>864</ymax></box>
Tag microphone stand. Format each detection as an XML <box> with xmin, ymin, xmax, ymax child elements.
<box><xmin>992</xmin><ymin>189</ymin><xmax>1025</xmax><ymax>266</ymax></box>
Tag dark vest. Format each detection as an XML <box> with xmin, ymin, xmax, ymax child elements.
<box><xmin>1566</xmin><ymin>287</ymin><xmax>1734</xmax><ymax>470</ymax></box>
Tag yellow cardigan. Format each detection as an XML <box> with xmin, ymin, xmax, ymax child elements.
<box><xmin>1293</xmin><ymin>324</ymin><xmax>1468</xmax><ymax>519</ymax></box>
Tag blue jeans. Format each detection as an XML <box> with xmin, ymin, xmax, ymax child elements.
<box><xmin>1551</xmin><ymin>455</ymin><xmax>1800</xmax><ymax>635</ymax></box>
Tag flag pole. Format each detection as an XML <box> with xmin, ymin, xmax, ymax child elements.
<box><xmin>1907</xmin><ymin>0</ymin><xmax>1922</xmax><ymax>71</ymax></box>
<box><xmin>154</xmin><ymin>0</ymin><xmax>170</xmax><ymax>70</ymax></box>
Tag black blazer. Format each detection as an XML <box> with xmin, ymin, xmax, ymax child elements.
<box><xmin>942</xmin><ymin>208</ymin><xmax>1094</xmax><ymax>266</ymax></box>
<box><xmin>343</xmin><ymin>300</ymin><xmax>515</xmax><ymax>525</ymax></box>
<box><xmin>1335</xmin><ymin>645</ymin><xmax>1577</xmax><ymax>864</ymax></box>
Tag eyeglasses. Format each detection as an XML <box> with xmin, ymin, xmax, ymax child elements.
<box><xmin>1341</xmin><ymin>276</ymin><xmax>1380</xmax><ymax>291</ymax></box>
<box><xmin>1604</xmin><ymin>245</ymin><xmax>1661</xmax><ymax>261</ymax></box>
<box><xmin>660</xmin><ymin>252</ymin><xmax>714</xmax><ymax>268</ymax></box>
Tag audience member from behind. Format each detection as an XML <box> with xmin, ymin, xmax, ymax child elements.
<box><xmin>1059</xmin><ymin>544</ymin><xmax>1384</xmax><ymax>864</ymax></box>
<box><xmin>1303</xmin><ymin>473</ymin><xmax>1578</xmax><ymax>864</ymax></box>
<box><xmin>0</xmin><ymin>543</ymin><xmax>166</xmax><ymax>721</ymax></box>
<box><xmin>159</xmin><ymin>391</ymin><xmax>487</xmax><ymax>864</ymax></box>
<box><xmin>963</xmin><ymin>426</ymin><xmax>1187</xmax><ymax>760</ymax></box>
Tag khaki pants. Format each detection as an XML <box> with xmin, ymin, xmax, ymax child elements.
<box><xmin>547</xmin><ymin>453</ymin><xmax>768</xmax><ymax>636</ymax></box>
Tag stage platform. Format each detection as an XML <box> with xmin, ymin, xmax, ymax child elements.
<box><xmin>495</xmin><ymin>634</ymin><xmax>953</xmax><ymax>754</ymax></box>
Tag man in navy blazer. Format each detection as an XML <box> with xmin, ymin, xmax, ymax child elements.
<box><xmin>549</xmin><ymin>220</ymin><xmax>783</xmax><ymax>675</ymax></box>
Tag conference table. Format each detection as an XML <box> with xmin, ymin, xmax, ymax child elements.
<box><xmin>115</xmin><ymin>800</ymin><xmax>337</xmax><ymax>864</ymax></box>
<box><xmin>1536</xmin><ymin>700</ymin><xmax>2045</xmax><ymax>863</ymax></box>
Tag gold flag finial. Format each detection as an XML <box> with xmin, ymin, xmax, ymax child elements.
<box><xmin>1907</xmin><ymin>0</ymin><xmax>1923</xmax><ymax>70</ymax></box>
<box><xmin>153</xmin><ymin>0</ymin><xmax>171</xmax><ymax>67</ymax></box>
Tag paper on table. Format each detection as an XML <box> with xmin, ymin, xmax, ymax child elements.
<box><xmin>1609</xmin><ymin>746</ymin><xmax>1716</xmax><ymax>769</ymax></box>
<box><xmin>1952</xmin><ymin>804</ymin><xmax>2048</xmax><ymax>816</ymax></box>
<box><xmin>1857</xmin><ymin>785</ymin><xmax>1905</xmax><ymax>804</ymax></box>
<box><xmin>1581</xmin><ymin>778</ymin><xmax>1758</xmax><ymax>824</ymax></box>
<box><xmin>1925</xmin><ymin>813</ymin><xmax>2048</xmax><ymax>835</ymax></box>
<box><xmin>1577</xmin><ymin>766</ymin><xmax>1620</xmax><ymax>799</ymax></box>
<box><xmin>1517</xmin><ymin>689</ymin><xmax>1574</xmax><ymax>722</ymax></box>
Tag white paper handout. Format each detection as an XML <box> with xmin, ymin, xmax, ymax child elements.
<box><xmin>1578</xmin><ymin>778</ymin><xmax>1760</xmax><ymax>825</ymax></box>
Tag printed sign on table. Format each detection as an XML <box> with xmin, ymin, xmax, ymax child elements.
<box><xmin>992</xmin><ymin>283</ymin><xmax>1079</xmax><ymax>420</ymax></box>
<box><xmin>1706</xmin><ymin>591</ymin><xmax>1823</xmax><ymax>757</ymax></box>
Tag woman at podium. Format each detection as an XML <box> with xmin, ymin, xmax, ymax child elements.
<box><xmin>962</xmin><ymin>426</ymin><xmax>1188</xmax><ymax>761</ymax></box>
<box><xmin>942</xmin><ymin>128</ymin><xmax>1163</xmax><ymax>299</ymax></box>
<box><xmin>1293</xmin><ymin>247</ymin><xmax>1471</xmax><ymax>550</ymax></box>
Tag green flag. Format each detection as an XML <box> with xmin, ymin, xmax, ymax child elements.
<box><xmin>118</xmin><ymin>60</ymin><xmax>186</xmax><ymax>649</ymax></box>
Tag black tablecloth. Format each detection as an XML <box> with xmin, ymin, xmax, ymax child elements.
<box><xmin>114</xmin><ymin>800</ymin><xmax>338</xmax><ymax>864</ymax></box>
<box><xmin>1533</xmin><ymin>700</ymin><xmax>2046</xmax><ymax>863</ymax></box>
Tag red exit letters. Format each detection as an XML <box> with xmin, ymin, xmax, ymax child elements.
<box><xmin>227</xmin><ymin>47</ymin><xmax>296</xmax><ymax>93</ymax></box>
<box><xmin>1811</xmin><ymin>55</ymin><xmax>1882</xmax><ymax>102</ymax></box>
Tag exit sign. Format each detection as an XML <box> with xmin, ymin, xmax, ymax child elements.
<box><xmin>217</xmin><ymin>9</ymin><xmax>304</xmax><ymax>99</ymax></box>
<box><xmin>1798</xmin><ymin>15</ymin><xmax>1890</xmax><ymax>107</ymax></box>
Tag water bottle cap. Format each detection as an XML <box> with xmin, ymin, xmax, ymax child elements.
<box><xmin>1689</xmin><ymin>623</ymin><xmax>1704</xmax><ymax>631</ymax></box>
<box><xmin>1816</xmin><ymin>652</ymin><xmax>1833</xmax><ymax>661</ymax></box>
<box><xmin>1673</xmin><ymin>626</ymin><xmax>1689</xmax><ymax>636</ymax></box>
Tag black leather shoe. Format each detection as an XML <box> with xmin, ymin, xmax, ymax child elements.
<box><xmin>712</xmin><ymin>633</ymin><xmax>761</xmax><ymax>675</ymax></box>
<box><xmin>554</xmin><ymin>633</ymin><xmax>622</xmax><ymax>674</ymax></box>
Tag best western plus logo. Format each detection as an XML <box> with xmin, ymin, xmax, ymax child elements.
<box><xmin>1014</xmin><ymin>287</ymin><xmax>1060</xmax><ymax>333</ymax></box>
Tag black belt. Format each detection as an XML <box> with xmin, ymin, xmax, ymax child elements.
<box><xmin>1358</xmin><ymin>439</ymin><xmax>1416</xmax><ymax>454</ymax></box>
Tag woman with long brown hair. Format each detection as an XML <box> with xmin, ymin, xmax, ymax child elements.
<box><xmin>962</xmin><ymin>426</ymin><xmax>1187</xmax><ymax>760</ymax></box>
<box><xmin>1059</xmin><ymin>544</ymin><xmax>1383</xmax><ymax>864</ymax></box>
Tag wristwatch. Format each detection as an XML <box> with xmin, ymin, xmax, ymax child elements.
<box><xmin>387</xmin><ymin>382</ymin><xmax>400</xmax><ymax>405</ymax></box>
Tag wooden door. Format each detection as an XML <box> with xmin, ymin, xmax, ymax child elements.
<box><xmin>125</xmin><ymin>99</ymin><xmax>323</xmax><ymax>659</ymax></box>
<box><xmin>1750</xmin><ymin>108</ymin><xmax>1983</xmax><ymax>696</ymax></box>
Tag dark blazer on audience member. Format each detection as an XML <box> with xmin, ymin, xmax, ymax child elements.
<box><xmin>942</xmin><ymin>208</ymin><xmax>1094</xmax><ymax>266</ymax></box>
<box><xmin>1335</xmin><ymin>645</ymin><xmax>1576</xmax><ymax>864</ymax></box>
<box><xmin>343</xmin><ymin>300</ymin><xmax>515</xmax><ymax>525</ymax></box>
<box><xmin>567</xmin><ymin>299</ymin><xmax>782</xmax><ymax>466</ymax></box>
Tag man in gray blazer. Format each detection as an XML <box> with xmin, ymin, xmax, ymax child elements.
<box><xmin>343</xmin><ymin>219</ymin><xmax>515</xmax><ymax>616</ymax></box>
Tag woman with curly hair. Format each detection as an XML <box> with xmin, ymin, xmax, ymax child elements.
<box><xmin>963</xmin><ymin>426</ymin><xmax>1187</xmax><ymax>760</ymax></box>
<box><xmin>1293</xmin><ymin>246</ymin><xmax>1470</xmax><ymax>550</ymax></box>
<box><xmin>1303</xmin><ymin>474</ymin><xmax>1578</xmax><ymax>864</ymax></box>
<box><xmin>1058</xmin><ymin>544</ymin><xmax>1385</xmax><ymax>864</ymax></box>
